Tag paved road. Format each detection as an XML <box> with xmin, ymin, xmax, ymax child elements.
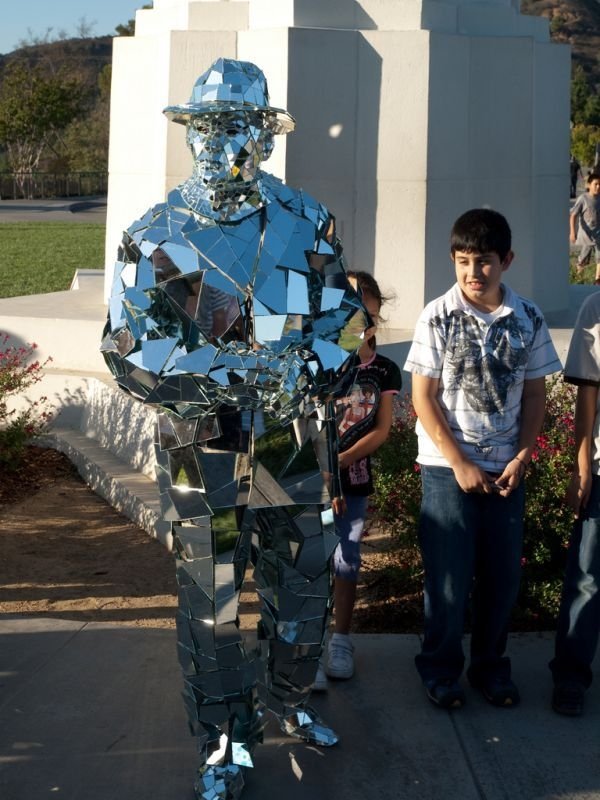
<box><xmin>0</xmin><ymin>196</ymin><xmax>107</xmax><ymax>224</ymax></box>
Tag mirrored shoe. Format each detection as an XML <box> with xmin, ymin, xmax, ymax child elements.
<box><xmin>280</xmin><ymin>705</ymin><xmax>339</xmax><ymax>746</ymax></box>
<box><xmin>194</xmin><ymin>763</ymin><xmax>245</xmax><ymax>800</ymax></box>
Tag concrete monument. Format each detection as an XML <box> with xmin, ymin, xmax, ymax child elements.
<box><xmin>105</xmin><ymin>0</ymin><xmax>571</xmax><ymax>330</ymax></box>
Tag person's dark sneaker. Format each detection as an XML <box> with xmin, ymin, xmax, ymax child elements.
<box><xmin>425</xmin><ymin>679</ymin><xmax>466</xmax><ymax>709</ymax></box>
<box><xmin>471</xmin><ymin>675</ymin><xmax>520</xmax><ymax>707</ymax></box>
<box><xmin>552</xmin><ymin>681</ymin><xmax>585</xmax><ymax>717</ymax></box>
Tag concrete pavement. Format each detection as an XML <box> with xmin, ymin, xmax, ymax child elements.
<box><xmin>1</xmin><ymin>619</ymin><xmax>599</xmax><ymax>800</ymax></box>
<box><xmin>0</xmin><ymin>196</ymin><xmax>107</xmax><ymax>224</ymax></box>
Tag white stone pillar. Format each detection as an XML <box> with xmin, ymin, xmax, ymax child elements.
<box><xmin>105</xmin><ymin>0</ymin><xmax>571</xmax><ymax>328</ymax></box>
<box><xmin>105</xmin><ymin>1</ymin><xmax>246</xmax><ymax>298</ymax></box>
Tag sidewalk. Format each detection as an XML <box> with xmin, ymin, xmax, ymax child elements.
<box><xmin>1</xmin><ymin>618</ymin><xmax>598</xmax><ymax>800</ymax></box>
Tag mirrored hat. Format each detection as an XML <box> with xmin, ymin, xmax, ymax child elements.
<box><xmin>163</xmin><ymin>58</ymin><xmax>295</xmax><ymax>135</ymax></box>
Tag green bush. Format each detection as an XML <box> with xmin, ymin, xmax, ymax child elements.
<box><xmin>519</xmin><ymin>375</ymin><xmax>576</xmax><ymax>625</ymax></box>
<box><xmin>372</xmin><ymin>375</ymin><xmax>577</xmax><ymax>628</ymax></box>
<box><xmin>0</xmin><ymin>334</ymin><xmax>52</xmax><ymax>468</ymax></box>
<box><xmin>372</xmin><ymin>392</ymin><xmax>421</xmax><ymax>551</ymax></box>
<box><xmin>571</xmin><ymin>123</ymin><xmax>600</xmax><ymax>168</ymax></box>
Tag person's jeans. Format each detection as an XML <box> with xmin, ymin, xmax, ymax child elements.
<box><xmin>333</xmin><ymin>493</ymin><xmax>369</xmax><ymax>581</ymax></box>
<box><xmin>415</xmin><ymin>465</ymin><xmax>525</xmax><ymax>686</ymax></box>
<box><xmin>549</xmin><ymin>475</ymin><xmax>600</xmax><ymax>689</ymax></box>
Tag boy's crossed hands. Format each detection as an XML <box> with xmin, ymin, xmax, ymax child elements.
<box><xmin>451</xmin><ymin>457</ymin><xmax>525</xmax><ymax>497</ymax></box>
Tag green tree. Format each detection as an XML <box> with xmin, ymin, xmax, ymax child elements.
<box><xmin>0</xmin><ymin>62</ymin><xmax>88</xmax><ymax>196</ymax></box>
<box><xmin>62</xmin><ymin>64</ymin><xmax>111</xmax><ymax>172</ymax></box>
<box><xmin>571</xmin><ymin>65</ymin><xmax>591</xmax><ymax>125</ymax></box>
<box><xmin>114</xmin><ymin>19</ymin><xmax>135</xmax><ymax>37</ymax></box>
<box><xmin>570</xmin><ymin>64</ymin><xmax>600</xmax><ymax>128</ymax></box>
<box><xmin>583</xmin><ymin>95</ymin><xmax>600</xmax><ymax>128</ymax></box>
<box><xmin>571</xmin><ymin>124</ymin><xmax>600</xmax><ymax>168</ymax></box>
<box><xmin>549</xmin><ymin>14</ymin><xmax>566</xmax><ymax>38</ymax></box>
<box><xmin>115</xmin><ymin>3</ymin><xmax>153</xmax><ymax>36</ymax></box>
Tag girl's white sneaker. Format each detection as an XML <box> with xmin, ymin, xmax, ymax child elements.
<box><xmin>326</xmin><ymin>634</ymin><xmax>354</xmax><ymax>679</ymax></box>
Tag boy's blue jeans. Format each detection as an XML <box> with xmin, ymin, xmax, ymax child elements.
<box><xmin>549</xmin><ymin>475</ymin><xmax>600</xmax><ymax>689</ymax></box>
<box><xmin>415</xmin><ymin>465</ymin><xmax>525</xmax><ymax>686</ymax></box>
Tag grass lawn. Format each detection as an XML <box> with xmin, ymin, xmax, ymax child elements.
<box><xmin>0</xmin><ymin>222</ymin><xmax>105</xmax><ymax>298</ymax></box>
<box><xmin>1</xmin><ymin>221</ymin><xmax>591</xmax><ymax>297</ymax></box>
<box><xmin>569</xmin><ymin>247</ymin><xmax>600</xmax><ymax>285</ymax></box>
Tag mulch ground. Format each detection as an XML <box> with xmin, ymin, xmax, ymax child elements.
<box><xmin>0</xmin><ymin>446</ymin><xmax>422</xmax><ymax>632</ymax></box>
<box><xmin>0</xmin><ymin>446</ymin><xmax>554</xmax><ymax>634</ymax></box>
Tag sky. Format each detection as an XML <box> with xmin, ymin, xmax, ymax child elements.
<box><xmin>0</xmin><ymin>1</ymin><xmax>144</xmax><ymax>55</ymax></box>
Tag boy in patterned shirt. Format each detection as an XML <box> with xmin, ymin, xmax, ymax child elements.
<box><xmin>404</xmin><ymin>208</ymin><xmax>561</xmax><ymax>710</ymax></box>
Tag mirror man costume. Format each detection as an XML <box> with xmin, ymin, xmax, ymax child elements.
<box><xmin>101</xmin><ymin>59</ymin><xmax>367</xmax><ymax>800</ymax></box>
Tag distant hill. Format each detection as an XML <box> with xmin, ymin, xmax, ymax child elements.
<box><xmin>522</xmin><ymin>0</ymin><xmax>600</xmax><ymax>87</ymax></box>
<box><xmin>0</xmin><ymin>36</ymin><xmax>112</xmax><ymax>90</ymax></box>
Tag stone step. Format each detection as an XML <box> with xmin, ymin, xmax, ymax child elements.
<box><xmin>0</xmin><ymin>271</ymin><xmax>108</xmax><ymax>373</ymax></box>
<box><xmin>5</xmin><ymin>370</ymin><xmax>157</xmax><ymax>478</ymax></box>
<box><xmin>5</xmin><ymin>369</ymin><xmax>96</xmax><ymax>430</ymax></box>
<box><xmin>40</xmin><ymin>427</ymin><xmax>170</xmax><ymax>548</ymax></box>
<box><xmin>80</xmin><ymin>376</ymin><xmax>157</xmax><ymax>478</ymax></box>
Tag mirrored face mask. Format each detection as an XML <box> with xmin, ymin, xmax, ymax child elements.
<box><xmin>186</xmin><ymin>111</ymin><xmax>273</xmax><ymax>186</ymax></box>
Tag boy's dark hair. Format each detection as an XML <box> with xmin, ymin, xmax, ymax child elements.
<box><xmin>587</xmin><ymin>172</ymin><xmax>600</xmax><ymax>184</ymax></box>
<box><xmin>450</xmin><ymin>208</ymin><xmax>512</xmax><ymax>262</ymax></box>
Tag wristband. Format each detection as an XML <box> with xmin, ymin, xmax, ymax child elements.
<box><xmin>513</xmin><ymin>456</ymin><xmax>528</xmax><ymax>469</ymax></box>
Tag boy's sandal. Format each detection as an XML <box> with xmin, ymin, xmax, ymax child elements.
<box><xmin>425</xmin><ymin>679</ymin><xmax>466</xmax><ymax>710</ymax></box>
<box><xmin>482</xmin><ymin>677</ymin><xmax>520</xmax><ymax>707</ymax></box>
<box><xmin>469</xmin><ymin>675</ymin><xmax>520</xmax><ymax>707</ymax></box>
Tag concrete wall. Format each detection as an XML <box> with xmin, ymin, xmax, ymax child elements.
<box><xmin>422</xmin><ymin>32</ymin><xmax>571</xmax><ymax>310</ymax></box>
<box><xmin>105</xmin><ymin>0</ymin><xmax>571</xmax><ymax>329</ymax></box>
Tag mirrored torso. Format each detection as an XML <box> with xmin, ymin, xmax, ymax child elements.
<box><xmin>102</xmin><ymin>172</ymin><xmax>365</xmax><ymax>424</ymax></box>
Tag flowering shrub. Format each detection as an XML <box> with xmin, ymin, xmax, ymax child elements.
<box><xmin>519</xmin><ymin>374</ymin><xmax>576</xmax><ymax>625</ymax></box>
<box><xmin>0</xmin><ymin>333</ymin><xmax>52</xmax><ymax>468</ymax></box>
<box><xmin>372</xmin><ymin>376</ymin><xmax>577</xmax><ymax>628</ymax></box>
<box><xmin>372</xmin><ymin>392</ymin><xmax>421</xmax><ymax>549</ymax></box>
